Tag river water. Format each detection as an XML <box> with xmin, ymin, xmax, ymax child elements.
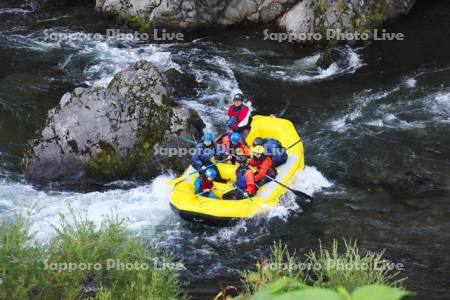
<box><xmin>0</xmin><ymin>0</ymin><xmax>449</xmax><ymax>299</ymax></box>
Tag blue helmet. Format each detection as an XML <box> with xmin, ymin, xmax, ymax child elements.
<box><xmin>205</xmin><ymin>168</ymin><xmax>217</xmax><ymax>179</ymax></box>
<box><xmin>202</xmin><ymin>133</ymin><xmax>214</xmax><ymax>142</ymax></box>
<box><xmin>230</xmin><ymin>132</ymin><xmax>241</xmax><ymax>144</ymax></box>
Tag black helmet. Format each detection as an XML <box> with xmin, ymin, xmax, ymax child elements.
<box><xmin>252</xmin><ymin>137</ymin><xmax>264</xmax><ymax>147</ymax></box>
<box><xmin>233</xmin><ymin>93</ymin><xmax>244</xmax><ymax>102</ymax></box>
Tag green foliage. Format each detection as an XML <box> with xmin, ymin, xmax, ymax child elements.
<box><xmin>313</xmin><ymin>0</ymin><xmax>327</xmax><ymax>16</ymax></box>
<box><xmin>125</xmin><ymin>16</ymin><xmax>151</xmax><ymax>32</ymax></box>
<box><xmin>305</xmin><ymin>240</ymin><xmax>406</xmax><ymax>291</ymax></box>
<box><xmin>240</xmin><ymin>242</ymin><xmax>308</xmax><ymax>296</ymax></box>
<box><xmin>240</xmin><ymin>240</ymin><xmax>408</xmax><ymax>299</ymax></box>
<box><xmin>0</xmin><ymin>216</ymin><xmax>44</xmax><ymax>299</ymax></box>
<box><xmin>250</xmin><ymin>278</ymin><xmax>414</xmax><ymax>300</ymax></box>
<box><xmin>86</xmin><ymin>141</ymin><xmax>132</xmax><ymax>181</ymax></box>
<box><xmin>0</xmin><ymin>214</ymin><xmax>184</xmax><ymax>300</ymax></box>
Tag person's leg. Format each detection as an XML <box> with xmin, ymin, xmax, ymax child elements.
<box><xmin>256</xmin><ymin>177</ymin><xmax>272</xmax><ymax>187</ymax></box>
<box><xmin>208</xmin><ymin>192</ymin><xmax>217</xmax><ymax>199</ymax></box>
<box><xmin>223</xmin><ymin>190</ymin><xmax>244</xmax><ymax>200</ymax></box>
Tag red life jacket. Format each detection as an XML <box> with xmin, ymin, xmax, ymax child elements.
<box><xmin>249</xmin><ymin>155</ymin><xmax>276</xmax><ymax>182</ymax></box>
<box><xmin>200</xmin><ymin>176</ymin><xmax>213</xmax><ymax>191</ymax></box>
<box><xmin>236</xmin><ymin>166</ymin><xmax>256</xmax><ymax>195</ymax></box>
<box><xmin>227</xmin><ymin>104</ymin><xmax>250</xmax><ymax>130</ymax></box>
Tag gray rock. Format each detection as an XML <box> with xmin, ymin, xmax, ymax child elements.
<box><xmin>163</xmin><ymin>68</ymin><xmax>198</xmax><ymax>100</ymax></box>
<box><xmin>96</xmin><ymin>0</ymin><xmax>298</xmax><ymax>29</ymax></box>
<box><xmin>278</xmin><ymin>0</ymin><xmax>416</xmax><ymax>43</ymax></box>
<box><xmin>96</xmin><ymin>0</ymin><xmax>416</xmax><ymax>45</ymax></box>
<box><xmin>23</xmin><ymin>60</ymin><xmax>204</xmax><ymax>183</ymax></box>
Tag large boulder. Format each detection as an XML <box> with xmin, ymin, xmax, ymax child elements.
<box><xmin>95</xmin><ymin>0</ymin><xmax>298</xmax><ymax>29</ymax></box>
<box><xmin>163</xmin><ymin>68</ymin><xmax>198</xmax><ymax>100</ymax></box>
<box><xmin>23</xmin><ymin>60</ymin><xmax>204</xmax><ymax>184</ymax></box>
<box><xmin>96</xmin><ymin>0</ymin><xmax>416</xmax><ymax>45</ymax></box>
<box><xmin>278</xmin><ymin>0</ymin><xmax>416</xmax><ymax>43</ymax></box>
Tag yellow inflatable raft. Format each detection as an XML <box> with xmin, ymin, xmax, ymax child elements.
<box><xmin>169</xmin><ymin>115</ymin><xmax>305</xmax><ymax>225</ymax></box>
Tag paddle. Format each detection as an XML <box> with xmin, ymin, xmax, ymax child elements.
<box><xmin>167</xmin><ymin>158</ymin><xmax>228</xmax><ymax>186</ymax></box>
<box><xmin>264</xmin><ymin>175</ymin><xmax>313</xmax><ymax>205</ymax></box>
<box><xmin>285</xmin><ymin>139</ymin><xmax>302</xmax><ymax>151</ymax></box>
<box><xmin>233</xmin><ymin>183</ymin><xmax>253</xmax><ymax>202</ymax></box>
<box><xmin>278</xmin><ymin>101</ymin><xmax>291</xmax><ymax>118</ymax></box>
<box><xmin>183</xmin><ymin>137</ymin><xmax>198</xmax><ymax>145</ymax></box>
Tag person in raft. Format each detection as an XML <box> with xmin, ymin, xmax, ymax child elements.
<box><xmin>249</xmin><ymin>145</ymin><xmax>277</xmax><ymax>186</ymax></box>
<box><xmin>222</xmin><ymin>132</ymin><xmax>250</xmax><ymax>164</ymax></box>
<box><xmin>227</xmin><ymin>93</ymin><xmax>251</xmax><ymax>133</ymax></box>
<box><xmin>223</xmin><ymin>156</ymin><xmax>256</xmax><ymax>200</ymax></box>
<box><xmin>192</xmin><ymin>133</ymin><xmax>222</xmax><ymax>178</ymax></box>
<box><xmin>194</xmin><ymin>168</ymin><xmax>217</xmax><ymax>199</ymax></box>
<box><xmin>220</xmin><ymin>93</ymin><xmax>252</xmax><ymax>145</ymax></box>
<box><xmin>252</xmin><ymin>137</ymin><xmax>288</xmax><ymax>167</ymax></box>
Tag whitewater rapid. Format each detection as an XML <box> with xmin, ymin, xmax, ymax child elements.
<box><xmin>0</xmin><ymin>15</ymin><xmax>344</xmax><ymax>241</ymax></box>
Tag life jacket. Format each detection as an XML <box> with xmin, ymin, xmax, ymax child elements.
<box><xmin>194</xmin><ymin>174</ymin><xmax>213</xmax><ymax>193</ymax></box>
<box><xmin>264</xmin><ymin>138</ymin><xmax>287</xmax><ymax>166</ymax></box>
<box><xmin>236</xmin><ymin>166</ymin><xmax>256</xmax><ymax>195</ymax></box>
<box><xmin>227</xmin><ymin>104</ymin><xmax>250</xmax><ymax>130</ymax></box>
<box><xmin>192</xmin><ymin>142</ymin><xmax>218</xmax><ymax>170</ymax></box>
<box><xmin>229</xmin><ymin>142</ymin><xmax>250</xmax><ymax>157</ymax></box>
<box><xmin>220</xmin><ymin>135</ymin><xmax>250</xmax><ymax>158</ymax></box>
<box><xmin>249</xmin><ymin>155</ymin><xmax>276</xmax><ymax>182</ymax></box>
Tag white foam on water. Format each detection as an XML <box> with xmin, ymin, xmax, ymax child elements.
<box><xmin>6</xmin><ymin>29</ymin><xmax>180</xmax><ymax>87</ymax></box>
<box><xmin>363</xmin><ymin>88</ymin><xmax>450</xmax><ymax>129</ymax></box>
<box><xmin>0</xmin><ymin>175</ymin><xmax>176</xmax><ymax>241</ymax></box>
<box><xmin>0</xmin><ymin>8</ymin><xmax>31</xmax><ymax>14</ymax></box>
<box><xmin>403</xmin><ymin>77</ymin><xmax>417</xmax><ymax>88</ymax></box>
<box><xmin>291</xmin><ymin>165</ymin><xmax>333</xmax><ymax>195</ymax></box>
<box><xmin>262</xmin><ymin>166</ymin><xmax>333</xmax><ymax>221</ymax></box>
<box><xmin>182</xmin><ymin>55</ymin><xmax>254</xmax><ymax>134</ymax></box>
<box><xmin>290</xmin><ymin>47</ymin><xmax>364</xmax><ymax>83</ymax></box>
<box><xmin>228</xmin><ymin>46</ymin><xmax>363</xmax><ymax>84</ymax></box>
<box><xmin>205</xmin><ymin>220</ymin><xmax>251</xmax><ymax>243</ymax></box>
<box><xmin>330</xmin><ymin>87</ymin><xmax>400</xmax><ymax>132</ymax></box>
<box><xmin>365</xmin><ymin>113</ymin><xmax>426</xmax><ymax>130</ymax></box>
<box><xmin>426</xmin><ymin>92</ymin><xmax>450</xmax><ymax>122</ymax></box>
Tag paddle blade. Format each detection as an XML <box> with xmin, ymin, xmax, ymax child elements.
<box><xmin>167</xmin><ymin>175</ymin><xmax>186</xmax><ymax>186</ymax></box>
<box><xmin>293</xmin><ymin>190</ymin><xmax>314</xmax><ymax>201</ymax></box>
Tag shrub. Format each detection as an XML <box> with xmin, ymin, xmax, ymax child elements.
<box><xmin>239</xmin><ymin>240</ymin><xmax>407</xmax><ymax>299</ymax></box>
<box><xmin>0</xmin><ymin>214</ymin><xmax>185</xmax><ymax>300</ymax></box>
<box><xmin>250</xmin><ymin>278</ymin><xmax>413</xmax><ymax>300</ymax></box>
<box><xmin>305</xmin><ymin>239</ymin><xmax>406</xmax><ymax>291</ymax></box>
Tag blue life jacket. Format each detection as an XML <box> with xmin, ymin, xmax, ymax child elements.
<box><xmin>265</xmin><ymin>138</ymin><xmax>287</xmax><ymax>166</ymax></box>
<box><xmin>192</xmin><ymin>143</ymin><xmax>218</xmax><ymax>170</ymax></box>
<box><xmin>236</xmin><ymin>167</ymin><xmax>248</xmax><ymax>189</ymax></box>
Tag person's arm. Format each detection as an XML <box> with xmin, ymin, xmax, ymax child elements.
<box><xmin>227</xmin><ymin>105</ymin><xmax>237</xmax><ymax>129</ymax></box>
<box><xmin>242</xmin><ymin>144</ymin><xmax>251</xmax><ymax>157</ymax></box>
<box><xmin>231</xmin><ymin>106</ymin><xmax>250</xmax><ymax>130</ymax></box>
<box><xmin>191</xmin><ymin>145</ymin><xmax>204</xmax><ymax>170</ymax></box>
<box><xmin>249</xmin><ymin>158</ymin><xmax>256</xmax><ymax>167</ymax></box>
<box><xmin>194</xmin><ymin>178</ymin><xmax>202</xmax><ymax>194</ymax></box>
<box><xmin>245</xmin><ymin>171</ymin><xmax>256</xmax><ymax>195</ymax></box>
<box><xmin>213</xmin><ymin>143</ymin><xmax>221</xmax><ymax>160</ymax></box>
<box><xmin>227</xmin><ymin>105</ymin><xmax>233</xmax><ymax>118</ymax></box>
<box><xmin>254</xmin><ymin>158</ymin><xmax>271</xmax><ymax>182</ymax></box>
